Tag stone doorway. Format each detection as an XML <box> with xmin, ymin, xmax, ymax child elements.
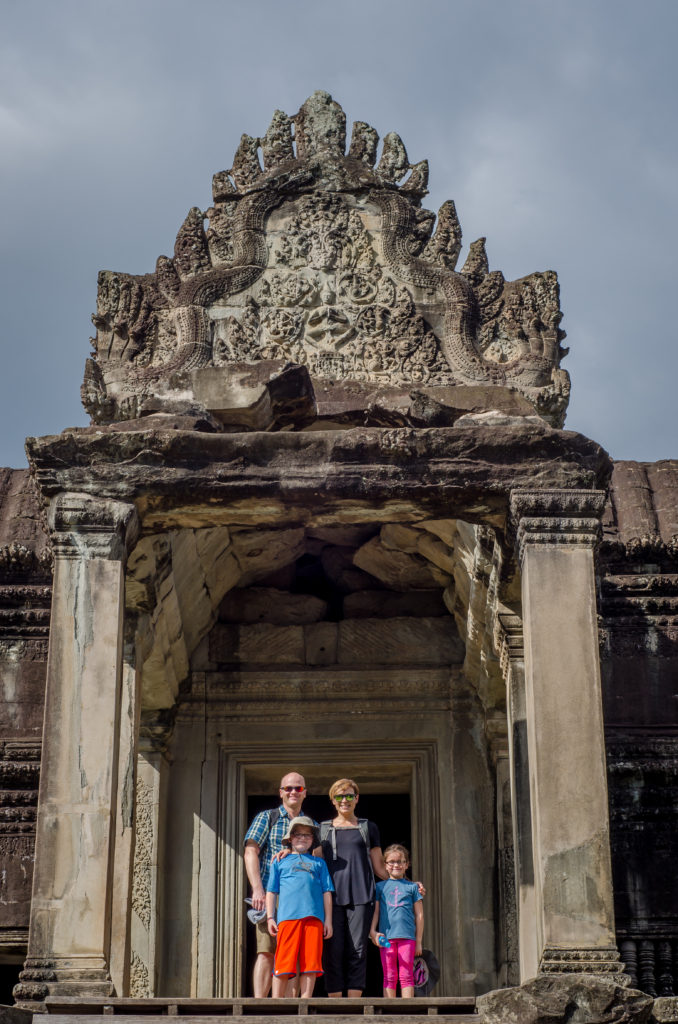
<box><xmin>243</xmin><ymin>791</ymin><xmax>412</xmax><ymax>997</ymax></box>
<box><xmin>202</xmin><ymin>734</ymin><xmax>461</xmax><ymax>999</ymax></box>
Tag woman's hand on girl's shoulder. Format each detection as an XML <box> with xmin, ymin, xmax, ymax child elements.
<box><xmin>415</xmin><ymin>880</ymin><xmax>426</xmax><ymax>897</ymax></box>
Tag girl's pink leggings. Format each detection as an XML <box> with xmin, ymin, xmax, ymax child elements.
<box><xmin>379</xmin><ymin>938</ymin><xmax>416</xmax><ymax>991</ymax></box>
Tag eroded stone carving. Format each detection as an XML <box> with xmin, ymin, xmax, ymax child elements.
<box><xmin>131</xmin><ymin>776</ymin><xmax>153</xmax><ymax>932</ymax></box>
<box><xmin>510</xmin><ymin>488</ymin><xmax>608</xmax><ymax>565</ymax></box>
<box><xmin>83</xmin><ymin>91</ymin><xmax>570</xmax><ymax>427</ymax></box>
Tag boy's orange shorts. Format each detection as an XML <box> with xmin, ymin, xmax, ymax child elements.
<box><xmin>273</xmin><ymin>916</ymin><xmax>324</xmax><ymax>977</ymax></box>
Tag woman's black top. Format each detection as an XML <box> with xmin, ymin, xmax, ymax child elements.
<box><xmin>321</xmin><ymin>821</ymin><xmax>381</xmax><ymax>906</ymax></box>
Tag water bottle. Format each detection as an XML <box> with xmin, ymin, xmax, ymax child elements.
<box><xmin>377</xmin><ymin>934</ymin><xmax>391</xmax><ymax>949</ymax></box>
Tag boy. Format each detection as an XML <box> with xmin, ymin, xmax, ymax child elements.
<box><xmin>266</xmin><ymin>816</ymin><xmax>334</xmax><ymax>997</ymax></box>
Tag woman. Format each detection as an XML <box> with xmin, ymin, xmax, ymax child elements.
<box><xmin>318</xmin><ymin>778</ymin><xmax>388</xmax><ymax>998</ymax></box>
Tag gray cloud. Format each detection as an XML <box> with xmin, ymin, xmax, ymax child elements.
<box><xmin>1</xmin><ymin>0</ymin><xmax>676</xmax><ymax>465</ymax></box>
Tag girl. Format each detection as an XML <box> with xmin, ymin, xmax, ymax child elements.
<box><xmin>370</xmin><ymin>844</ymin><xmax>423</xmax><ymax>998</ymax></box>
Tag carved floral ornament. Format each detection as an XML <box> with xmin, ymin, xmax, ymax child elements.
<box><xmin>509</xmin><ymin>489</ymin><xmax>608</xmax><ymax>565</ymax></box>
<box><xmin>82</xmin><ymin>91</ymin><xmax>571</xmax><ymax>426</ymax></box>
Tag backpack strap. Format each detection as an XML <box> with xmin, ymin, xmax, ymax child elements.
<box><xmin>320</xmin><ymin>820</ymin><xmax>336</xmax><ymax>859</ymax></box>
<box><xmin>320</xmin><ymin>819</ymin><xmax>371</xmax><ymax>861</ymax></box>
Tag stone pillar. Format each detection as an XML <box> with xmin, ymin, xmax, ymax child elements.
<box><xmin>497</xmin><ymin>612</ymin><xmax>538</xmax><ymax>981</ymax></box>
<box><xmin>509</xmin><ymin>489</ymin><xmax>622</xmax><ymax>977</ymax></box>
<box><xmin>129</xmin><ymin>733</ymin><xmax>169</xmax><ymax>998</ymax></box>
<box><xmin>15</xmin><ymin>493</ymin><xmax>138</xmax><ymax>1007</ymax></box>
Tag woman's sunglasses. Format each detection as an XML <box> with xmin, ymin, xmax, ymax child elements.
<box><xmin>334</xmin><ymin>794</ymin><xmax>356</xmax><ymax>802</ymax></box>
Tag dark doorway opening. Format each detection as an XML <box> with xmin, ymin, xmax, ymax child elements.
<box><xmin>244</xmin><ymin>792</ymin><xmax>412</xmax><ymax>997</ymax></box>
<box><xmin>0</xmin><ymin>960</ymin><xmax>21</xmax><ymax>1006</ymax></box>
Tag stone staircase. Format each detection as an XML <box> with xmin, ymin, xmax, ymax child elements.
<box><xmin>41</xmin><ymin>997</ymin><xmax>477</xmax><ymax>1024</ymax></box>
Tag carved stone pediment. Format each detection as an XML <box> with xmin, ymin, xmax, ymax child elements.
<box><xmin>82</xmin><ymin>90</ymin><xmax>570</xmax><ymax>427</ymax></box>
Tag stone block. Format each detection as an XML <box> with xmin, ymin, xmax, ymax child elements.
<box><xmin>230</xmin><ymin>527</ymin><xmax>305</xmax><ymax>585</ymax></box>
<box><xmin>337</xmin><ymin>616</ymin><xmax>464</xmax><ymax>665</ymax></box>
<box><xmin>219</xmin><ymin>587</ymin><xmax>327</xmax><ymax>624</ymax></box>
<box><xmin>343</xmin><ymin>589</ymin><xmax>447</xmax><ymax>619</ymax></box>
<box><xmin>209</xmin><ymin>623</ymin><xmax>305</xmax><ymax>665</ymax></box>
<box><xmin>654</xmin><ymin>997</ymin><xmax>678</xmax><ymax>1022</ymax></box>
<box><xmin>320</xmin><ymin>545</ymin><xmax>382</xmax><ymax>593</ymax></box>
<box><xmin>415</xmin><ymin>518</ymin><xmax>458</xmax><ymax>547</ymax></box>
<box><xmin>181</xmin><ymin>361</ymin><xmax>316</xmax><ymax>430</ymax></box>
<box><xmin>417</xmin><ymin>532</ymin><xmax>455</xmax><ymax>574</ymax></box>
<box><xmin>380</xmin><ymin>523</ymin><xmax>421</xmax><ymax>553</ymax></box>
<box><xmin>476</xmin><ymin>974</ymin><xmax>652</xmax><ymax>1024</ymax></box>
<box><xmin>304</xmin><ymin>622</ymin><xmax>338</xmax><ymax>665</ymax></box>
<box><xmin>170</xmin><ymin>531</ymin><xmax>214</xmax><ymax>653</ymax></box>
<box><xmin>353</xmin><ymin>536</ymin><xmax>451</xmax><ymax>591</ymax></box>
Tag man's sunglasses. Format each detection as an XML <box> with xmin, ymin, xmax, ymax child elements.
<box><xmin>281</xmin><ymin>785</ymin><xmax>305</xmax><ymax>793</ymax></box>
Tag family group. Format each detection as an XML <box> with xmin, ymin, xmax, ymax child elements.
<box><xmin>244</xmin><ymin>771</ymin><xmax>424</xmax><ymax>999</ymax></box>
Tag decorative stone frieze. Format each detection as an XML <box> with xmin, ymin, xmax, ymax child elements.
<box><xmin>48</xmin><ymin>492</ymin><xmax>139</xmax><ymax>561</ymax></box>
<box><xmin>510</xmin><ymin>488</ymin><xmax>607</xmax><ymax>565</ymax></box>
<box><xmin>495</xmin><ymin>611</ymin><xmax>523</xmax><ymax>682</ymax></box>
<box><xmin>82</xmin><ymin>91</ymin><xmax>571</xmax><ymax>428</ymax></box>
<box><xmin>539</xmin><ymin>946</ymin><xmax>626</xmax><ymax>974</ymax></box>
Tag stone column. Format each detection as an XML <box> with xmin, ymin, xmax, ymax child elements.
<box><xmin>509</xmin><ymin>489</ymin><xmax>622</xmax><ymax>977</ymax></box>
<box><xmin>16</xmin><ymin>493</ymin><xmax>138</xmax><ymax>1007</ymax></box>
<box><xmin>129</xmin><ymin>731</ymin><xmax>170</xmax><ymax>999</ymax></box>
<box><xmin>497</xmin><ymin>612</ymin><xmax>538</xmax><ymax>981</ymax></box>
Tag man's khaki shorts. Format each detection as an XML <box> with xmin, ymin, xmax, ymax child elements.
<box><xmin>256</xmin><ymin>916</ymin><xmax>276</xmax><ymax>955</ymax></box>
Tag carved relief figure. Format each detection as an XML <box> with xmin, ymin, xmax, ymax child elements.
<box><xmin>82</xmin><ymin>91</ymin><xmax>570</xmax><ymax>426</ymax></box>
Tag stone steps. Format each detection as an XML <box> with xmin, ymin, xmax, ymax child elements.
<box><xmin>42</xmin><ymin>998</ymin><xmax>478</xmax><ymax>1021</ymax></box>
<box><xmin>45</xmin><ymin>1017</ymin><xmax>479</xmax><ymax>1024</ymax></box>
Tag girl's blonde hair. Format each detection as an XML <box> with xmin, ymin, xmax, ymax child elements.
<box><xmin>383</xmin><ymin>843</ymin><xmax>410</xmax><ymax>863</ymax></box>
<box><xmin>329</xmin><ymin>778</ymin><xmax>360</xmax><ymax>801</ymax></box>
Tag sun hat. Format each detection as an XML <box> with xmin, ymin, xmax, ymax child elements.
<box><xmin>244</xmin><ymin>897</ymin><xmax>266</xmax><ymax>924</ymax></box>
<box><xmin>413</xmin><ymin>949</ymin><xmax>441</xmax><ymax>996</ymax></box>
<box><xmin>282</xmin><ymin>815</ymin><xmax>320</xmax><ymax>846</ymax></box>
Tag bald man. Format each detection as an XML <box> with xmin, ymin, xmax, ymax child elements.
<box><xmin>244</xmin><ymin>771</ymin><xmax>317</xmax><ymax>997</ymax></box>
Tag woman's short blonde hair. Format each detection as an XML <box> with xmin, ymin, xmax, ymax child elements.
<box><xmin>329</xmin><ymin>778</ymin><xmax>360</xmax><ymax>801</ymax></box>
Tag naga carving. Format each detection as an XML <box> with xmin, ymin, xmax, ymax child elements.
<box><xmin>83</xmin><ymin>91</ymin><xmax>570</xmax><ymax>426</ymax></box>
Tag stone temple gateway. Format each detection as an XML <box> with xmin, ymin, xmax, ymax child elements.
<box><xmin>1</xmin><ymin>92</ymin><xmax>677</xmax><ymax>1023</ymax></box>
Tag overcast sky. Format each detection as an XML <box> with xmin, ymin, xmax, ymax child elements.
<box><xmin>1</xmin><ymin>0</ymin><xmax>676</xmax><ymax>468</ymax></box>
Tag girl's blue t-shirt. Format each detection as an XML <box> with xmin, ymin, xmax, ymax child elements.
<box><xmin>375</xmin><ymin>878</ymin><xmax>422</xmax><ymax>940</ymax></box>
<box><xmin>267</xmin><ymin>853</ymin><xmax>334</xmax><ymax>923</ymax></box>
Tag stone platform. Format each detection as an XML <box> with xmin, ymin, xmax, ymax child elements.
<box><xmin>41</xmin><ymin>998</ymin><xmax>477</xmax><ymax>1022</ymax></box>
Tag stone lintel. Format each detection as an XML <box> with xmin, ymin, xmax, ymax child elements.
<box><xmin>27</xmin><ymin>427</ymin><xmax>611</xmax><ymax>532</ymax></box>
<box><xmin>48</xmin><ymin>493</ymin><xmax>139</xmax><ymax>561</ymax></box>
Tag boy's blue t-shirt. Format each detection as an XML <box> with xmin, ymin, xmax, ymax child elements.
<box><xmin>267</xmin><ymin>853</ymin><xmax>334</xmax><ymax>924</ymax></box>
<box><xmin>376</xmin><ymin>878</ymin><xmax>422</xmax><ymax>940</ymax></box>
